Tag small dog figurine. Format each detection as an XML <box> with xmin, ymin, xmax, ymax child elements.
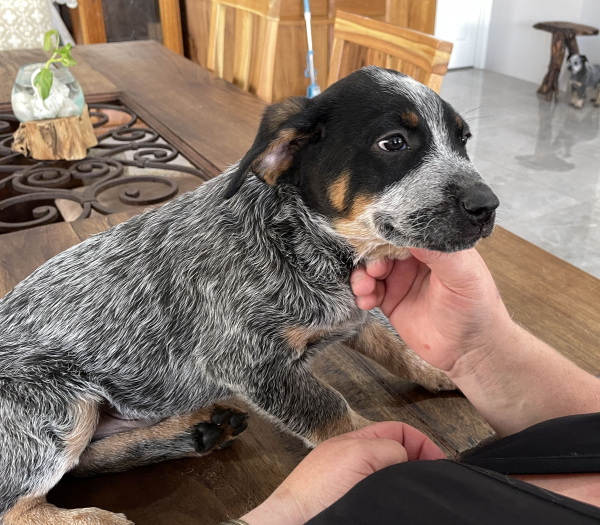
<box><xmin>0</xmin><ymin>66</ymin><xmax>499</xmax><ymax>524</ymax></box>
<box><xmin>567</xmin><ymin>53</ymin><xmax>600</xmax><ymax>108</ymax></box>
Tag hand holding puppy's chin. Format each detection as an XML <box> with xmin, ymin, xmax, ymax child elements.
<box><xmin>351</xmin><ymin>247</ymin><xmax>515</xmax><ymax>373</ymax></box>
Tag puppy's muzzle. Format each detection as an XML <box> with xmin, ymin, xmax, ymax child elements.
<box><xmin>459</xmin><ymin>183</ymin><xmax>499</xmax><ymax>229</ymax></box>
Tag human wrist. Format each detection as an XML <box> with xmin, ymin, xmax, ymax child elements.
<box><xmin>241</xmin><ymin>486</ymin><xmax>307</xmax><ymax>525</ymax></box>
<box><xmin>446</xmin><ymin>316</ymin><xmax>521</xmax><ymax>382</ymax></box>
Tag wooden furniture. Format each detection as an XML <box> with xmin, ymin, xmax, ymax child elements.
<box><xmin>2</xmin><ymin>42</ymin><xmax>600</xmax><ymax>524</ymax></box>
<box><xmin>70</xmin><ymin>0</ymin><xmax>185</xmax><ymax>55</ymax></box>
<box><xmin>184</xmin><ymin>0</ymin><xmax>438</xmax><ymax>101</ymax></box>
<box><xmin>533</xmin><ymin>21</ymin><xmax>599</xmax><ymax>101</ymax></box>
<box><xmin>328</xmin><ymin>10</ymin><xmax>452</xmax><ymax>93</ymax></box>
<box><xmin>11</xmin><ymin>104</ymin><xmax>97</xmax><ymax>161</ymax></box>
<box><xmin>207</xmin><ymin>0</ymin><xmax>282</xmax><ymax>102</ymax></box>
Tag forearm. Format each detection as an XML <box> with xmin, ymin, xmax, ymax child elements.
<box><xmin>448</xmin><ymin>321</ymin><xmax>600</xmax><ymax>436</ymax></box>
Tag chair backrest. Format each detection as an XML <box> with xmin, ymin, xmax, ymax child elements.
<box><xmin>328</xmin><ymin>11</ymin><xmax>452</xmax><ymax>94</ymax></box>
<box><xmin>207</xmin><ymin>0</ymin><xmax>281</xmax><ymax>102</ymax></box>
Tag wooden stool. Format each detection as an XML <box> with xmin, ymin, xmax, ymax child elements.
<box><xmin>533</xmin><ymin>21</ymin><xmax>598</xmax><ymax>101</ymax></box>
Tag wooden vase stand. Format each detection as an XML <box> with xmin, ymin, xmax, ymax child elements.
<box><xmin>11</xmin><ymin>104</ymin><xmax>98</xmax><ymax>161</ymax></box>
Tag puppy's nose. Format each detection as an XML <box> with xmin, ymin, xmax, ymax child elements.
<box><xmin>459</xmin><ymin>184</ymin><xmax>499</xmax><ymax>226</ymax></box>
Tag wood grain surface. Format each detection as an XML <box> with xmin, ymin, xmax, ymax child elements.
<box><xmin>183</xmin><ymin>0</ymin><xmax>437</xmax><ymax>101</ymax></box>
<box><xmin>327</xmin><ymin>11</ymin><xmax>452</xmax><ymax>92</ymax></box>
<box><xmin>75</xmin><ymin>41</ymin><xmax>265</xmax><ymax>173</ymax></box>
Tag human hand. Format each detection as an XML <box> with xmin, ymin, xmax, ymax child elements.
<box><xmin>350</xmin><ymin>248</ymin><xmax>515</xmax><ymax>372</ymax></box>
<box><xmin>241</xmin><ymin>421</ymin><xmax>445</xmax><ymax>525</ymax></box>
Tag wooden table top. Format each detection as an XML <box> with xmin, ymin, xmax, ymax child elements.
<box><xmin>533</xmin><ymin>21</ymin><xmax>599</xmax><ymax>36</ymax></box>
<box><xmin>2</xmin><ymin>42</ymin><xmax>600</xmax><ymax>525</ymax></box>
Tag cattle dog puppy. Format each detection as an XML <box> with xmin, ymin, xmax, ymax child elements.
<box><xmin>568</xmin><ymin>54</ymin><xmax>600</xmax><ymax>108</ymax></box>
<box><xmin>0</xmin><ymin>66</ymin><xmax>499</xmax><ymax>524</ymax></box>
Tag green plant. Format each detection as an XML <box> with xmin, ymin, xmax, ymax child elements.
<box><xmin>33</xmin><ymin>30</ymin><xmax>77</xmax><ymax>101</ymax></box>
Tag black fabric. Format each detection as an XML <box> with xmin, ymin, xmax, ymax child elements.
<box><xmin>307</xmin><ymin>412</ymin><xmax>600</xmax><ymax>525</ymax></box>
<box><xmin>459</xmin><ymin>412</ymin><xmax>600</xmax><ymax>474</ymax></box>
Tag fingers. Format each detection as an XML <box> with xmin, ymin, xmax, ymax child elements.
<box><xmin>351</xmin><ymin>256</ymin><xmax>421</xmax><ymax>313</ymax></box>
<box><xmin>328</xmin><ymin>421</ymin><xmax>446</xmax><ymax>461</ymax></box>
<box><xmin>365</xmin><ymin>259</ymin><xmax>394</xmax><ymax>279</ymax></box>
<box><xmin>350</xmin><ymin>267</ymin><xmax>377</xmax><ymax>297</ymax></box>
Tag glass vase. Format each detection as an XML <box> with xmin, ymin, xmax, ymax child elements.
<box><xmin>11</xmin><ymin>63</ymin><xmax>85</xmax><ymax>122</ymax></box>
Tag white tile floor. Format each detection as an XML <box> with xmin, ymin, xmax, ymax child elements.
<box><xmin>440</xmin><ymin>68</ymin><xmax>600</xmax><ymax>278</ymax></box>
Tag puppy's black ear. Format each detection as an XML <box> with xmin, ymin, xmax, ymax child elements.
<box><xmin>224</xmin><ymin>97</ymin><xmax>319</xmax><ymax>199</ymax></box>
<box><xmin>582</xmin><ymin>55</ymin><xmax>588</xmax><ymax>62</ymax></box>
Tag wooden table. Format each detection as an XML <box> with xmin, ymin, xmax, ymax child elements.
<box><xmin>2</xmin><ymin>42</ymin><xmax>600</xmax><ymax>524</ymax></box>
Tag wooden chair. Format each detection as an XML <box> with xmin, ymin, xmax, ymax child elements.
<box><xmin>207</xmin><ymin>0</ymin><xmax>282</xmax><ymax>102</ymax></box>
<box><xmin>328</xmin><ymin>11</ymin><xmax>452</xmax><ymax>94</ymax></box>
<box><xmin>70</xmin><ymin>0</ymin><xmax>184</xmax><ymax>55</ymax></box>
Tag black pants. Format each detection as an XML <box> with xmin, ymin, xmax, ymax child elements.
<box><xmin>307</xmin><ymin>413</ymin><xmax>600</xmax><ymax>524</ymax></box>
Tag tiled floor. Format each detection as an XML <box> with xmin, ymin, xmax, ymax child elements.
<box><xmin>440</xmin><ymin>68</ymin><xmax>600</xmax><ymax>278</ymax></box>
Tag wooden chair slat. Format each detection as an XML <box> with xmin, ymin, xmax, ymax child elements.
<box><xmin>208</xmin><ymin>0</ymin><xmax>281</xmax><ymax>102</ymax></box>
<box><xmin>328</xmin><ymin>10</ymin><xmax>452</xmax><ymax>93</ymax></box>
<box><xmin>217</xmin><ymin>0</ymin><xmax>279</xmax><ymax>18</ymax></box>
<box><xmin>366</xmin><ymin>48</ymin><xmax>387</xmax><ymax>68</ymax></box>
<box><xmin>233</xmin><ymin>10</ymin><xmax>254</xmax><ymax>90</ymax></box>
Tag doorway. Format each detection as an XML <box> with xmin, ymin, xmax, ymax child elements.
<box><xmin>434</xmin><ymin>0</ymin><xmax>493</xmax><ymax>69</ymax></box>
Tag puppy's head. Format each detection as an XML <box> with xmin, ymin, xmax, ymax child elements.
<box><xmin>225</xmin><ymin>67</ymin><xmax>499</xmax><ymax>259</ymax></box>
<box><xmin>568</xmin><ymin>54</ymin><xmax>586</xmax><ymax>75</ymax></box>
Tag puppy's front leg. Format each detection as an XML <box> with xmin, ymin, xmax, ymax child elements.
<box><xmin>346</xmin><ymin>312</ymin><xmax>456</xmax><ymax>393</ymax></box>
<box><xmin>241</xmin><ymin>362</ymin><xmax>371</xmax><ymax>446</ymax></box>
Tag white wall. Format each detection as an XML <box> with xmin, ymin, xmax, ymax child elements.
<box><xmin>485</xmin><ymin>0</ymin><xmax>600</xmax><ymax>87</ymax></box>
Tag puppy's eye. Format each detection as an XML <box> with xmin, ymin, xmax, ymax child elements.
<box><xmin>460</xmin><ymin>132</ymin><xmax>472</xmax><ymax>146</ymax></box>
<box><xmin>378</xmin><ymin>135</ymin><xmax>407</xmax><ymax>152</ymax></box>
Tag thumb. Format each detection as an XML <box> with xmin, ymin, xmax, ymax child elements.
<box><xmin>409</xmin><ymin>247</ymin><xmax>486</xmax><ymax>292</ymax></box>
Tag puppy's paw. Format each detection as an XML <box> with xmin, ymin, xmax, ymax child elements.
<box><xmin>413</xmin><ymin>366</ymin><xmax>457</xmax><ymax>393</ymax></box>
<box><xmin>191</xmin><ymin>405</ymin><xmax>249</xmax><ymax>453</ymax></box>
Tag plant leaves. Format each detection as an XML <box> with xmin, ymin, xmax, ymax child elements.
<box><xmin>60</xmin><ymin>56</ymin><xmax>77</xmax><ymax>67</ymax></box>
<box><xmin>43</xmin><ymin>30</ymin><xmax>59</xmax><ymax>52</ymax></box>
<box><xmin>58</xmin><ymin>43</ymin><xmax>77</xmax><ymax>67</ymax></box>
<box><xmin>33</xmin><ymin>69</ymin><xmax>53</xmax><ymax>101</ymax></box>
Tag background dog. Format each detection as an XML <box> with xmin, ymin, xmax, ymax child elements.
<box><xmin>567</xmin><ymin>54</ymin><xmax>600</xmax><ymax>108</ymax></box>
<box><xmin>0</xmin><ymin>66</ymin><xmax>498</xmax><ymax>524</ymax></box>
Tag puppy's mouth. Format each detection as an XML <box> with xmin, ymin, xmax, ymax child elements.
<box><xmin>377</xmin><ymin>212</ymin><xmax>496</xmax><ymax>253</ymax></box>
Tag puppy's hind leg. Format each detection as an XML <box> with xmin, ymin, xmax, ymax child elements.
<box><xmin>0</xmin><ymin>379</ymin><xmax>132</xmax><ymax>525</ymax></box>
<box><xmin>346</xmin><ymin>312</ymin><xmax>456</xmax><ymax>393</ymax></box>
<box><xmin>72</xmin><ymin>404</ymin><xmax>249</xmax><ymax>477</ymax></box>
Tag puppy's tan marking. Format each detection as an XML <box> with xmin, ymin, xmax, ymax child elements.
<box><xmin>4</xmin><ymin>496</ymin><xmax>132</xmax><ymax>525</ymax></box>
<box><xmin>64</xmin><ymin>398</ymin><xmax>99</xmax><ymax>467</ymax></box>
<box><xmin>285</xmin><ymin>325</ymin><xmax>331</xmax><ymax>355</ymax></box>
<box><xmin>347</xmin><ymin>321</ymin><xmax>455</xmax><ymax>392</ymax></box>
<box><xmin>307</xmin><ymin>408</ymin><xmax>371</xmax><ymax>445</ymax></box>
<box><xmin>259</xmin><ymin>129</ymin><xmax>307</xmax><ymax>186</ymax></box>
<box><xmin>455</xmin><ymin>114</ymin><xmax>464</xmax><ymax>129</ymax></box>
<box><xmin>328</xmin><ymin>171</ymin><xmax>351</xmax><ymax>212</ymax></box>
<box><xmin>74</xmin><ymin>405</ymin><xmax>243</xmax><ymax>476</ymax></box>
<box><xmin>333</xmin><ymin>195</ymin><xmax>411</xmax><ymax>261</ymax></box>
<box><xmin>402</xmin><ymin>110</ymin><xmax>419</xmax><ymax>128</ymax></box>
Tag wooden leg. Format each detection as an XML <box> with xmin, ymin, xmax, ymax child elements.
<box><xmin>538</xmin><ymin>31</ymin><xmax>566</xmax><ymax>101</ymax></box>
